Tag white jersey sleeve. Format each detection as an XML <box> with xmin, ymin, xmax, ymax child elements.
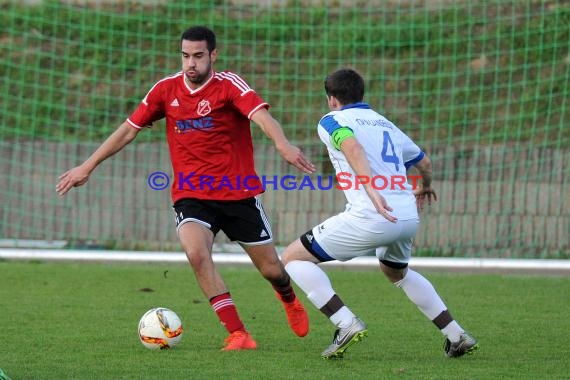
<box><xmin>400</xmin><ymin>133</ymin><xmax>424</xmax><ymax>170</ymax></box>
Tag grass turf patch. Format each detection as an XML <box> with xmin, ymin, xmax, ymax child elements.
<box><xmin>0</xmin><ymin>261</ymin><xmax>568</xmax><ymax>379</ymax></box>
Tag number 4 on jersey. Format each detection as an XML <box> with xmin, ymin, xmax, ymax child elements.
<box><xmin>381</xmin><ymin>131</ymin><xmax>400</xmax><ymax>171</ymax></box>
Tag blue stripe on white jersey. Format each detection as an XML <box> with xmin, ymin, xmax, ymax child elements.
<box><xmin>405</xmin><ymin>150</ymin><xmax>425</xmax><ymax>170</ymax></box>
<box><xmin>319</xmin><ymin>114</ymin><xmax>344</xmax><ymax>135</ymax></box>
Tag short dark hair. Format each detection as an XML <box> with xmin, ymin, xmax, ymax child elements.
<box><xmin>324</xmin><ymin>68</ymin><xmax>365</xmax><ymax>105</ymax></box>
<box><xmin>181</xmin><ymin>26</ymin><xmax>216</xmax><ymax>52</ymax></box>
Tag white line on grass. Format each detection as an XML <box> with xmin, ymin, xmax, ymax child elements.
<box><xmin>1</xmin><ymin>248</ymin><xmax>569</xmax><ymax>274</ymax></box>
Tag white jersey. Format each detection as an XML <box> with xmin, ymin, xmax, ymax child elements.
<box><xmin>318</xmin><ymin>102</ymin><xmax>424</xmax><ymax>220</ymax></box>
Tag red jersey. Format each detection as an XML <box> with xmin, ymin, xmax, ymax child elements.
<box><xmin>127</xmin><ymin>71</ymin><xmax>267</xmax><ymax>202</ymax></box>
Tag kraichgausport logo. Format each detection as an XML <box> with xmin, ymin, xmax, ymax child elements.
<box><xmin>147</xmin><ymin>172</ymin><xmax>422</xmax><ymax>191</ymax></box>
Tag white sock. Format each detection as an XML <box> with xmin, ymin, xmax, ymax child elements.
<box><xmin>330</xmin><ymin>306</ymin><xmax>356</xmax><ymax>328</ymax></box>
<box><xmin>285</xmin><ymin>260</ymin><xmax>354</xmax><ymax>327</ymax></box>
<box><xmin>395</xmin><ymin>269</ymin><xmax>447</xmax><ymax>321</ymax></box>
<box><xmin>395</xmin><ymin>270</ymin><xmax>465</xmax><ymax>341</ymax></box>
<box><xmin>285</xmin><ymin>260</ymin><xmax>335</xmax><ymax>309</ymax></box>
<box><xmin>441</xmin><ymin>321</ymin><xmax>464</xmax><ymax>343</ymax></box>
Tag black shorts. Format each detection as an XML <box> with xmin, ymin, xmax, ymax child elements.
<box><xmin>172</xmin><ymin>197</ymin><xmax>273</xmax><ymax>245</ymax></box>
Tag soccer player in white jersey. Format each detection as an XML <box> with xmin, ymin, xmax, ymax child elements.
<box><xmin>281</xmin><ymin>68</ymin><xmax>478</xmax><ymax>359</ymax></box>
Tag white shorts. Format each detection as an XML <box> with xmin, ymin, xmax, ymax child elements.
<box><xmin>300</xmin><ymin>212</ymin><xmax>420</xmax><ymax>265</ymax></box>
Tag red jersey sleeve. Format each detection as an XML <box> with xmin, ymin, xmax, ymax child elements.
<box><xmin>127</xmin><ymin>80</ymin><xmax>167</xmax><ymax>129</ymax></box>
<box><xmin>218</xmin><ymin>72</ymin><xmax>269</xmax><ymax>119</ymax></box>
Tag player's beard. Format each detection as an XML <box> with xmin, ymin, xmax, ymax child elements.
<box><xmin>185</xmin><ymin>64</ymin><xmax>212</xmax><ymax>86</ymax></box>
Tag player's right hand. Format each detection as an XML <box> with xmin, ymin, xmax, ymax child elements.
<box><xmin>56</xmin><ymin>165</ymin><xmax>91</xmax><ymax>196</ymax></box>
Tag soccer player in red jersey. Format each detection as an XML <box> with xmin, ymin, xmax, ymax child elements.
<box><xmin>56</xmin><ymin>26</ymin><xmax>315</xmax><ymax>350</ymax></box>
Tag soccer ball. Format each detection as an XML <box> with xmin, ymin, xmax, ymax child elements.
<box><xmin>138</xmin><ymin>307</ymin><xmax>184</xmax><ymax>350</ymax></box>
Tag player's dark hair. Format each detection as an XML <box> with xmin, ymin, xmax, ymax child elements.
<box><xmin>324</xmin><ymin>68</ymin><xmax>365</xmax><ymax>105</ymax></box>
<box><xmin>181</xmin><ymin>26</ymin><xmax>216</xmax><ymax>53</ymax></box>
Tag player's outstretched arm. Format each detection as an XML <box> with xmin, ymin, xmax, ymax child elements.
<box><xmin>340</xmin><ymin>137</ymin><xmax>397</xmax><ymax>223</ymax></box>
<box><xmin>56</xmin><ymin>122</ymin><xmax>140</xmax><ymax>196</ymax></box>
<box><xmin>412</xmin><ymin>155</ymin><xmax>437</xmax><ymax>210</ymax></box>
<box><xmin>251</xmin><ymin>108</ymin><xmax>316</xmax><ymax>174</ymax></box>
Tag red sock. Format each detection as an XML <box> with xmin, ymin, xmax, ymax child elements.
<box><xmin>210</xmin><ymin>293</ymin><xmax>245</xmax><ymax>333</ymax></box>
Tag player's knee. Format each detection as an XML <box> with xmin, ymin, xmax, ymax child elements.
<box><xmin>184</xmin><ymin>247</ymin><xmax>211</xmax><ymax>269</ymax></box>
<box><xmin>380</xmin><ymin>260</ymin><xmax>408</xmax><ymax>283</ymax></box>
<box><xmin>281</xmin><ymin>250</ymin><xmax>293</xmax><ymax>265</ymax></box>
<box><xmin>281</xmin><ymin>238</ymin><xmax>313</xmax><ymax>265</ymax></box>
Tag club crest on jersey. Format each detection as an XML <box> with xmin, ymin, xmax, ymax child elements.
<box><xmin>197</xmin><ymin>100</ymin><xmax>211</xmax><ymax>116</ymax></box>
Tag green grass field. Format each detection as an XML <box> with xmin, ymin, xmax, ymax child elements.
<box><xmin>1</xmin><ymin>261</ymin><xmax>568</xmax><ymax>379</ymax></box>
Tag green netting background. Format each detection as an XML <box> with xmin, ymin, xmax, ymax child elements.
<box><xmin>0</xmin><ymin>0</ymin><xmax>568</xmax><ymax>258</ymax></box>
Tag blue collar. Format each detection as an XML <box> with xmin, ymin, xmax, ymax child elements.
<box><xmin>340</xmin><ymin>102</ymin><xmax>370</xmax><ymax>110</ymax></box>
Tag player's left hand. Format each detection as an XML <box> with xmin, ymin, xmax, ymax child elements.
<box><xmin>414</xmin><ymin>187</ymin><xmax>438</xmax><ymax>211</ymax></box>
<box><xmin>278</xmin><ymin>143</ymin><xmax>316</xmax><ymax>174</ymax></box>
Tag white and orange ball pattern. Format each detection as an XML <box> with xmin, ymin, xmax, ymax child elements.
<box><xmin>138</xmin><ymin>307</ymin><xmax>184</xmax><ymax>350</ymax></box>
